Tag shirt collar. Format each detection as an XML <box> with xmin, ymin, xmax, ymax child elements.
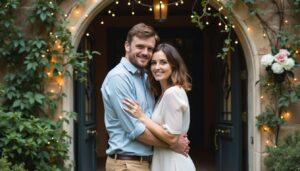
<box><xmin>121</xmin><ymin>57</ymin><xmax>147</xmax><ymax>75</ymax></box>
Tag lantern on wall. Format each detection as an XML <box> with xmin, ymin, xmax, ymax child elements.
<box><xmin>153</xmin><ymin>0</ymin><xmax>168</xmax><ymax>21</ymax></box>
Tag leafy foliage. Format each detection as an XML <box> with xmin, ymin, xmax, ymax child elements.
<box><xmin>191</xmin><ymin>1</ymin><xmax>235</xmax><ymax>59</ymax></box>
<box><xmin>256</xmin><ymin>106</ymin><xmax>284</xmax><ymax>131</ymax></box>
<box><xmin>0</xmin><ymin>156</ymin><xmax>26</xmax><ymax>171</ymax></box>
<box><xmin>265</xmin><ymin>131</ymin><xmax>300</xmax><ymax>171</ymax></box>
<box><xmin>0</xmin><ymin>111</ymin><xmax>71</xmax><ymax>171</ymax></box>
<box><xmin>0</xmin><ymin>0</ymin><xmax>98</xmax><ymax>170</ymax></box>
<box><xmin>0</xmin><ymin>0</ymin><xmax>97</xmax><ymax>116</ymax></box>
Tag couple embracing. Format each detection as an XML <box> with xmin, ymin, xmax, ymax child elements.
<box><xmin>101</xmin><ymin>23</ymin><xmax>196</xmax><ymax>171</ymax></box>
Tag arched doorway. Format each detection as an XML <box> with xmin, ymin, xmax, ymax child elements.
<box><xmin>65</xmin><ymin>0</ymin><xmax>266</xmax><ymax>170</ymax></box>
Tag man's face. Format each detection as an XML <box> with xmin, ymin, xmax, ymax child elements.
<box><xmin>125</xmin><ymin>36</ymin><xmax>156</xmax><ymax>69</ymax></box>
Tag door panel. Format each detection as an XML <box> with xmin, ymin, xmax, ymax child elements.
<box><xmin>75</xmin><ymin>37</ymin><xmax>97</xmax><ymax>171</ymax></box>
<box><xmin>215</xmin><ymin>44</ymin><xmax>246</xmax><ymax>171</ymax></box>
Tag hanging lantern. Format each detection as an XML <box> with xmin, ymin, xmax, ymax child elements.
<box><xmin>153</xmin><ymin>0</ymin><xmax>168</xmax><ymax>21</ymax></box>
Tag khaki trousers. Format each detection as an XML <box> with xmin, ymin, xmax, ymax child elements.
<box><xmin>105</xmin><ymin>156</ymin><xmax>150</xmax><ymax>171</ymax></box>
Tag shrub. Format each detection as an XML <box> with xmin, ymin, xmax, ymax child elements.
<box><xmin>264</xmin><ymin>131</ymin><xmax>300</xmax><ymax>171</ymax></box>
<box><xmin>0</xmin><ymin>156</ymin><xmax>27</xmax><ymax>171</ymax></box>
<box><xmin>0</xmin><ymin>111</ymin><xmax>71</xmax><ymax>171</ymax></box>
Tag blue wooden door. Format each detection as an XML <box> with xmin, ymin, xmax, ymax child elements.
<box><xmin>215</xmin><ymin>44</ymin><xmax>247</xmax><ymax>171</ymax></box>
<box><xmin>75</xmin><ymin>38</ymin><xmax>97</xmax><ymax>171</ymax></box>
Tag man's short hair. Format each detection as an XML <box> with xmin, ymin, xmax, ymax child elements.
<box><xmin>126</xmin><ymin>23</ymin><xmax>160</xmax><ymax>43</ymax></box>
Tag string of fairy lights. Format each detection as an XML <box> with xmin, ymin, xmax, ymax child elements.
<box><xmin>50</xmin><ymin>0</ymin><xmax>300</xmax><ymax>146</ymax></box>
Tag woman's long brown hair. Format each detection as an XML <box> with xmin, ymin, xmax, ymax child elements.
<box><xmin>148</xmin><ymin>43</ymin><xmax>192</xmax><ymax>97</ymax></box>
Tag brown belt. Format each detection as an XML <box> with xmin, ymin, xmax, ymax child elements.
<box><xmin>108</xmin><ymin>154</ymin><xmax>152</xmax><ymax>162</ymax></box>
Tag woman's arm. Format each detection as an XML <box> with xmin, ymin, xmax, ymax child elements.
<box><xmin>123</xmin><ymin>98</ymin><xmax>180</xmax><ymax>147</ymax></box>
<box><xmin>141</xmin><ymin>115</ymin><xmax>180</xmax><ymax>146</ymax></box>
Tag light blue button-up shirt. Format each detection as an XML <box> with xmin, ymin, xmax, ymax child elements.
<box><xmin>101</xmin><ymin>57</ymin><xmax>155</xmax><ymax>156</ymax></box>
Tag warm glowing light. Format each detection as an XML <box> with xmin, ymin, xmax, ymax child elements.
<box><xmin>266</xmin><ymin>140</ymin><xmax>271</xmax><ymax>145</ymax></box>
<box><xmin>206</xmin><ymin>21</ymin><xmax>209</xmax><ymax>25</ymax></box>
<box><xmin>218</xmin><ymin>6</ymin><xmax>223</xmax><ymax>11</ymax></box>
<box><xmin>85</xmin><ymin>14</ymin><xmax>88</xmax><ymax>18</ymax></box>
<box><xmin>285</xmin><ymin>20</ymin><xmax>288</xmax><ymax>24</ymax></box>
<box><xmin>86</xmin><ymin>33</ymin><xmax>90</xmax><ymax>37</ymax></box>
<box><xmin>50</xmin><ymin>89</ymin><xmax>54</xmax><ymax>93</ymax></box>
<box><xmin>100</xmin><ymin>21</ymin><xmax>104</xmax><ymax>24</ymax></box>
<box><xmin>153</xmin><ymin>0</ymin><xmax>168</xmax><ymax>21</ymax></box>
<box><xmin>262</xmin><ymin>125</ymin><xmax>270</xmax><ymax>132</ymax></box>
<box><xmin>208</xmin><ymin>7</ymin><xmax>211</xmax><ymax>11</ymax></box>
<box><xmin>131</xmin><ymin>11</ymin><xmax>135</xmax><ymax>15</ymax></box>
<box><xmin>59</xmin><ymin>115</ymin><xmax>63</xmax><ymax>119</ymax></box>
<box><xmin>75</xmin><ymin>9</ymin><xmax>80</xmax><ymax>15</ymax></box>
<box><xmin>218</xmin><ymin>22</ymin><xmax>222</xmax><ymax>26</ymax></box>
<box><xmin>235</xmin><ymin>40</ymin><xmax>238</xmax><ymax>44</ymax></box>
<box><xmin>149</xmin><ymin>8</ymin><xmax>153</xmax><ymax>11</ymax></box>
<box><xmin>247</xmin><ymin>27</ymin><xmax>251</xmax><ymax>31</ymax></box>
<box><xmin>281</xmin><ymin>112</ymin><xmax>291</xmax><ymax>121</ymax></box>
<box><xmin>108</xmin><ymin>10</ymin><xmax>111</xmax><ymax>14</ymax></box>
<box><xmin>263</xmin><ymin>33</ymin><xmax>267</xmax><ymax>37</ymax></box>
<box><xmin>260</xmin><ymin>95</ymin><xmax>264</xmax><ymax>99</ymax></box>
<box><xmin>232</xmin><ymin>25</ymin><xmax>235</xmax><ymax>28</ymax></box>
<box><xmin>112</xmin><ymin>13</ymin><xmax>115</xmax><ymax>17</ymax></box>
<box><xmin>70</xmin><ymin>26</ymin><xmax>75</xmax><ymax>31</ymax></box>
<box><xmin>294</xmin><ymin>78</ymin><xmax>298</xmax><ymax>82</ymax></box>
<box><xmin>296</xmin><ymin>50</ymin><xmax>299</xmax><ymax>54</ymax></box>
<box><xmin>115</xmin><ymin>0</ymin><xmax>119</xmax><ymax>4</ymax></box>
<box><xmin>57</xmin><ymin>77</ymin><xmax>64</xmax><ymax>86</ymax></box>
<box><xmin>42</xmin><ymin>54</ymin><xmax>46</xmax><ymax>58</ymax></box>
<box><xmin>128</xmin><ymin>2</ymin><xmax>131</xmax><ymax>5</ymax></box>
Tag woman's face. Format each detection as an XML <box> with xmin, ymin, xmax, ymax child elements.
<box><xmin>150</xmin><ymin>50</ymin><xmax>173</xmax><ymax>84</ymax></box>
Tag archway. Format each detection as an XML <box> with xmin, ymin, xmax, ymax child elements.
<box><xmin>63</xmin><ymin>0</ymin><xmax>267</xmax><ymax>170</ymax></box>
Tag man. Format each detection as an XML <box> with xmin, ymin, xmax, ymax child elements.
<box><xmin>101</xmin><ymin>23</ymin><xmax>189</xmax><ymax>171</ymax></box>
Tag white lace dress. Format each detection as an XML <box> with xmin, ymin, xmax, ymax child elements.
<box><xmin>151</xmin><ymin>86</ymin><xmax>196</xmax><ymax>171</ymax></box>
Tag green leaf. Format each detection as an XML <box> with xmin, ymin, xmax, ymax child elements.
<box><xmin>35</xmin><ymin>94</ymin><xmax>45</xmax><ymax>104</ymax></box>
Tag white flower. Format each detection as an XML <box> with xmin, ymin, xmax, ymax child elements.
<box><xmin>271</xmin><ymin>62</ymin><xmax>284</xmax><ymax>74</ymax></box>
<box><xmin>282</xmin><ymin>58</ymin><xmax>295</xmax><ymax>70</ymax></box>
<box><xmin>261</xmin><ymin>54</ymin><xmax>274</xmax><ymax>66</ymax></box>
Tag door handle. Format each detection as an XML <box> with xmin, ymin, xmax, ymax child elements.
<box><xmin>87</xmin><ymin>129</ymin><xmax>97</xmax><ymax>136</ymax></box>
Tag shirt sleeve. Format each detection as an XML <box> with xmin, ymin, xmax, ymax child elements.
<box><xmin>161</xmin><ymin>88</ymin><xmax>188</xmax><ymax>134</ymax></box>
<box><xmin>104</xmin><ymin>74</ymin><xmax>145</xmax><ymax>140</ymax></box>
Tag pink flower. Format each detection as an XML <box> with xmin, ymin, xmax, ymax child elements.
<box><xmin>274</xmin><ymin>49</ymin><xmax>290</xmax><ymax>63</ymax></box>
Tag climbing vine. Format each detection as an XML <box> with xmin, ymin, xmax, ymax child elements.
<box><xmin>0</xmin><ymin>0</ymin><xmax>98</xmax><ymax>170</ymax></box>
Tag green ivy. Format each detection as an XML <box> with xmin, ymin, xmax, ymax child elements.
<box><xmin>256</xmin><ymin>106</ymin><xmax>284</xmax><ymax>131</ymax></box>
<box><xmin>0</xmin><ymin>0</ymin><xmax>98</xmax><ymax>170</ymax></box>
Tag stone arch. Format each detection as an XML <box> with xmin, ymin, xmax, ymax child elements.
<box><xmin>63</xmin><ymin>0</ymin><xmax>268</xmax><ymax>170</ymax></box>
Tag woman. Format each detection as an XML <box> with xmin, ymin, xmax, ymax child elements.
<box><xmin>123</xmin><ymin>43</ymin><xmax>196</xmax><ymax>171</ymax></box>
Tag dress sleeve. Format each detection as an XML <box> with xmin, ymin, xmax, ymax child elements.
<box><xmin>161</xmin><ymin>87</ymin><xmax>188</xmax><ymax>135</ymax></box>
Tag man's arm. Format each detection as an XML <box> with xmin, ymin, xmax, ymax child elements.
<box><xmin>137</xmin><ymin>128</ymin><xmax>189</xmax><ymax>156</ymax></box>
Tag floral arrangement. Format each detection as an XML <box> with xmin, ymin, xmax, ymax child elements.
<box><xmin>261</xmin><ymin>49</ymin><xmax>295</xmax><ymax>74</ymax></box>
<box><xmin>257</xmin><ymin>48</ymin><xmax>300</xmax><ymax>145</ymax></box>
<box><xmin>261</xmin><ymin>49</ymin><xmax>295</xmax><ymax>75</ymax></box>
